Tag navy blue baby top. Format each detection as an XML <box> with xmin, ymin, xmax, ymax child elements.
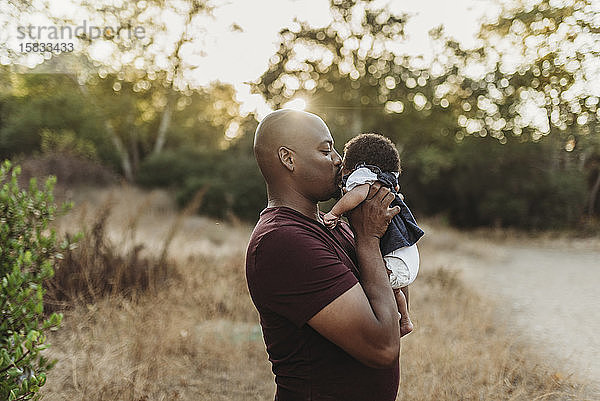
<box><xmin>341</xmin><ymin>163</ymin><xmax>424</xmax><ymax>255</ymax></box>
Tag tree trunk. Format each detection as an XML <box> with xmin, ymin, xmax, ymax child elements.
<box><xmin>106</xmin><ymin>121</ymin><xmax>134</xmax><ymax>182</ymax></box>
<box><xmin>152</xmin><ymin>3</ymin><xmax>201</xmax><ymax>156</ymax></box>
<box><xmin>152</xmin><ymin>101</ymin><xmax>172</xmax><ymax>155</ymax></box>
<box><xmin>71</xmin><ymin>76</ymin><xmax>134</xmax><ymax>181</ymax></box>
<box><xmin>131</xmin><ymin>131</ymin><xmax>140</xmax><ymax>175</ymax></box>
<box><xmin>578</xmin><ymin>149</ymin><xmax>590</xmax><ymax>172</ymax></box>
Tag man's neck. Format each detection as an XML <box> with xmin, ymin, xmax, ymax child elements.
<box><xmin>267</xmin><ymin>196</ymin><xmax>322</xmax><ymax>223</ymax></box>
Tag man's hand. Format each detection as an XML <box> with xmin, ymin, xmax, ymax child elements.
<box><xmin>347</xmin><ymin>183</ymin><xmax>401</xmax><ymax>241</ymax></box>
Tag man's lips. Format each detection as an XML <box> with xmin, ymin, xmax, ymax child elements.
<box><xmin>334</xmin><ymin>169</ymin><xmax>342</xmax><ymax>186</ymax></box>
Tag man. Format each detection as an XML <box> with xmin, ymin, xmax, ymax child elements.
<box><xmin>246</xmin><ymin>109</ymin><xmax>402</xmax><ymax>400</ymax></box>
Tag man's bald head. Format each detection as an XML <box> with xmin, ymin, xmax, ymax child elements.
<box><xmin>254</xmin><ymin>109</ymin><xmax>329</xmax><ymax>182</ymax></box>
<box><xmin>254</xmin><ymin>109</ymin><xmax>342</xmax><ymax>206</ymax></box>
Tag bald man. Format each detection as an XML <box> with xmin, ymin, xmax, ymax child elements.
<box><xmin>246</xmin><ymin>109</ymin><xmax>402</xmax><ymax>401</ymax></box>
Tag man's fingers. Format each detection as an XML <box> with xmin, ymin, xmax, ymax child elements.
<box><xmin>365</xmin><ymin>182</ymin><xmax>382</xmax><ymax>200</ymax></box>
<box><xmin>382</xmin><ymin>190</ymin><xmax>395</xmax><ymax>207</ymax></box>
<box><xmin>388</xmin><ymin>205</ymin><xmax>401</xmax><ymax>219</ymax></box>
<box><xmin>369</xmin><ymin>185</ymin><xmax>390</xmax><ymax>203</ymax></box>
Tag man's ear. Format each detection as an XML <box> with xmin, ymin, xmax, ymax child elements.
<box><xmin>278</xmin><ymin>146</ymin><xmax>294</xmax><ymax>171</ymax></box>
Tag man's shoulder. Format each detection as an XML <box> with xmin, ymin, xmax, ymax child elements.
<box><xmin>249</xmin><ymin>214</ymin><xmax>318</xmax><ymax>251</ymax></box>
<box><xmin>252</xmin><ymin>207</ymin><xmax>318</xmax><ymax>235</ymax></box>
<box><xmin>247</xmin><ymin>207</ymin><xmax>354</xmax><ymax>261</ymax></box>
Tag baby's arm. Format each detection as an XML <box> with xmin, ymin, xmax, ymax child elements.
<box><xmin>323</xmin><ymin>184</ymin><xmax>370</xmax><ymax>228</ymax></box>
<box><xmin>331</xmin><ymin>184</ymin><xmax>371</xmax><ymax>216</ymax></box>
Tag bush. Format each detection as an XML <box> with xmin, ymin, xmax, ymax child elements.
<box><xmin>136</xmin><ymin>149</ymin><xmax>212</xmax><ymax>188</ymax></box>
<box><xmin>446</xmin><ymin>136</ymin><xmax>587</xmax><ymax>229</ymax></box>
<box><xmin>176</xmin><ymin>155</ymin><xmax>266</xmax><ymax>221</ymax></box>
<box><xmin>0</xmin><ymin>161</ymin><xmax>66</xmax><ymax>400</ymax></box>
<box><xmin>138</xmin><ymin>149</ymin><xmax>266</xmax><ymax>222</ymax></box>
<box><xmin>0</xmin><ymin>74</ymin><xmax>114</xmax><ymax>164</ymax></box>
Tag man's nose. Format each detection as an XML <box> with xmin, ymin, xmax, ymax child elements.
<box><xmin>333</xmin><ymin>149</ymin><xmax>342</xmax><ymax>165</ymax></box>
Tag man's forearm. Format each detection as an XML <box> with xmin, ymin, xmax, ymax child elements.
<box><xmin>354</xmin><ymin>235</ymin><xmax>400</xmax><ymax>354</ymax></box>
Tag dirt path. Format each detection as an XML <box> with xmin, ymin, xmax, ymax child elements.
<box><xmin>420</xmin><ymin>226</ymin><xmax>600</xmax><ymax>390</ymax></box>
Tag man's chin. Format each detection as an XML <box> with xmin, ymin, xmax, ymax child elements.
<box><xmin>328</xmin><ymin>186</ymin><xmax>343</xmax><ymax>201</ymax></box>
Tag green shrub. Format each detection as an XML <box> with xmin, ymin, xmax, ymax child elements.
<box><xmin>177</xmin><ymin>175</ymin><xmax>230</xmax><ymax>219</ymax></box>
<box><xmin>227</xmin><ymin>156</ymin><xmax>268</xmax><ymax>221</ymax></box>
<box><xmin>136</xmin><ymin>149</ymin><xmax>213</xmax><ymax>188</ymax></box>
<box><xmin>446</xmin><ymin>136</ymin><xmax>587</xmax><ymax>229</ymax></box>
<box><xmin>0</xmin><ymin>160</ymin><xmax>67</xmax><ymax>400</ymax></box>
<box><xmin>139</xmin><ymin>149</ymin><xmax>266</xmax><ymax>222</ymax></box>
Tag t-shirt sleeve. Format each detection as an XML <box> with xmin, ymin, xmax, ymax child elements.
<box><xmin>253</xmin><ymin>227</ymin><xmax>358</xmax><ymax>327</ymax></box>
<box><xmin>345</xmin><ymin>167</ymin><xmax>378</xmax><ymax>191</ymax></box>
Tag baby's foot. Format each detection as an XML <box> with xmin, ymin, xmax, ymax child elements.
<box><xmin>400</xmin><ymin>316</ymin><xmax>414</xmax><ymax>337</ymax></box>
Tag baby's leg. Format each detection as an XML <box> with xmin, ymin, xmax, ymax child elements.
<box><xmin>384</xmin><ymin>248</ymin><xmax>418</xmax><ymax>336</ymax></box>
<box><xmin>394</xmin><ymin>287</ymin><xmax>413</xmax><ymax>337</ymax></box>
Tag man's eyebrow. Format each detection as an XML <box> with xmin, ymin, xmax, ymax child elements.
<box><xmin>320</xmin><ymin>140</ymin><xmax>333</xmax><ymax>146</ymax></box>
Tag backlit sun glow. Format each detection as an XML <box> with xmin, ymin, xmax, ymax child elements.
<box><xmin>283</xmin><ymin>98</ymin><xmax>307</xmax><ymax>111</ymax></box>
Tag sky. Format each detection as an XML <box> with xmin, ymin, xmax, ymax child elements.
<box><xmin>2</xmin><ymin>0</ymin><xmax>498</xmax><ymax>116</ymax></box>
<box><xmin>198</xmin><ymin>0</ymin><xmax>497</xmax><ymax>116</ymax></box>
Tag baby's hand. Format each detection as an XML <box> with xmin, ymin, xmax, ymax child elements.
<box><xmin>323</xmin><ymin>212</ymin><xmax>339</xmax><ymax>229</ymax></box>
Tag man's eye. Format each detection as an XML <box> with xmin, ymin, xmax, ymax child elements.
<box><xmin>321</xmin><ymin>149</ymin><xmax>331</xmax><ymax>154</ymax></box>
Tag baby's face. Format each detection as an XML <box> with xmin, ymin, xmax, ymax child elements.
<box><xmin>340</xmin><ymin>156</ymin><xmax>351</xmax><ymax>176</ymax></box>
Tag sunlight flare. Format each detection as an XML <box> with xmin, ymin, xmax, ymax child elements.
<box><xmin>282</xmin><ymin>98</ymin><xmax>307</xmax><ymax>111</ymax></box>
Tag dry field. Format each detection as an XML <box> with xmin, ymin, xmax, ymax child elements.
<box><xmin>38</xmin><ymin>186</ymin><xmax>596</xmax><ymax>400</ymax></box>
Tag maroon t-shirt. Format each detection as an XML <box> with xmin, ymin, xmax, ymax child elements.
<box><xmin>246</xmin><ymin>206</ymin><xmax>399</xmax><ymax>401</ymax></box>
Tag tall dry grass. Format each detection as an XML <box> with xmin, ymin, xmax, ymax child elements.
<box><xmin>46</xmin><ymin>205</ymin><xmax>167</xmax><ymax>311</ymax></box>
<box><xmin>46</xmin><ymin>188</ymin><xmax>207</xmax><ymax>311</ymax></box>
<box><xmin>39</xmin><ymin>186</ymin><xmax>595</xmax><ymax>401</ymax></box>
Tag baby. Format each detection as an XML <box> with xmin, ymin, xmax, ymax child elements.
<box><xmin>323</xmin><ymin>133</ymin><xmax>424</xmax><ymax>336</ymax></box>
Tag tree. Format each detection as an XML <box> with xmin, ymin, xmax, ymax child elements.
<box><xmin>64</xmin><ymin>0</ymin><xmax>214</xmax><ymax>179</ymax></box>
<box><xmin>252</xmin><ymin>0</ymin><xmax>412</xmax><ymax>139</ymax></box>
<box><xmin>433</xmin><ymin>0</ymin><xmax>600</xmax><ymax>216</ymax></box>
<box><xmin>4</xmin><ymin>0</ymin><xmax>250</xmax><ymax>180</ymax></box>
<box><xmin>251</xmin><ymin>0</ymin><xmax>463</xmax><ymax>215</ymax></box>
<box><xmin>0</xmin><ymin>73</ymin><xmax>112</xmax><ymax>163</ymax></box>
<box><xmin>0</xmin><ymin>67</ymin><xmax>248</xmax><ymax>181</ymax></box>
<box><xmin>252</xmin><ymin>0</ymin><xmax>594</xmax><ymax>227</ymax></box>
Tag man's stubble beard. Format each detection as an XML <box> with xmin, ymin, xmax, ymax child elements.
<box><xmin>330</xmin><ymin>168</ymin><xmax>343</xmax><ymax>200</ymax></box>
<box><xmin>330</xmin><ymin>185</ymin><xmax>342</xmax><ymax>201</ymax></box>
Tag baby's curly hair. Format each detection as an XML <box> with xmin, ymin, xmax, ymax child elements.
<box><xmin>342</xmin><ymin>133</ymin><xmax>401</xmax><ymax>174</ymax></box>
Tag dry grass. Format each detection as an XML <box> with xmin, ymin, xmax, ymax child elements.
<box><xmin>41</xmin><ymin>251</ymin><xmax>271</xmax><ymax>401</ymax></box>
<box><xmin>46</xmin><ymin>201</ymin><xmax>172</xmax><ymax>311</ymax></box>
<box><xmin>39</xmin><ymin>186</ymin><xmax>595</xmax><ymax>401</ymax></box>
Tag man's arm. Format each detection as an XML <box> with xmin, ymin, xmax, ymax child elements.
<box><xmin>308</xmin><ymin>184</ymin><xmax>401</xmax><ymax>368</ymax></box>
